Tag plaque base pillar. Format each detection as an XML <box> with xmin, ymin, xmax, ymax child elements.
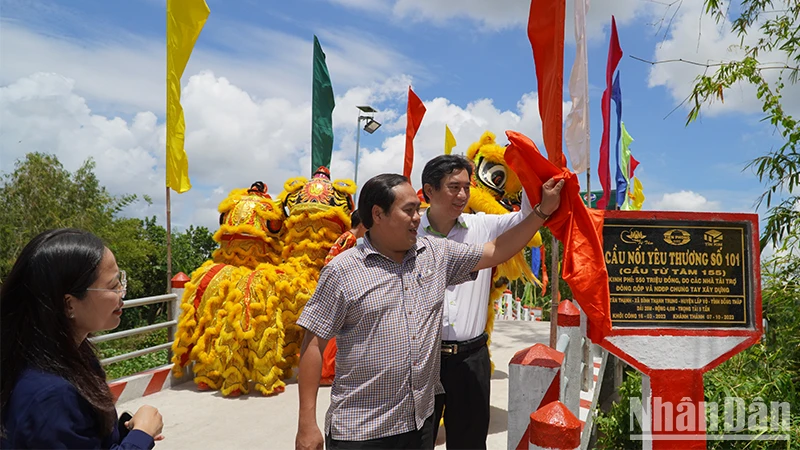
<box><xmin>641</xmin><ymin>370</ymin><xmax>706</xmax><ymax>450</ymax></box>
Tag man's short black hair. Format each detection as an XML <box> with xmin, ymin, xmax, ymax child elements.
<box><xmin>420</xmin><ymin>155</ymin><xmax>473</xmax><ymax>202</ymax></box>
<box><xmin>358</xmin><ymin>174</ymin><xmax>409</xmax><ymax>229</ymax></box>
<box><xmin>350</xmin><ymin>209</ymin><xmax>362</xmax><ymax>229</ymax></box>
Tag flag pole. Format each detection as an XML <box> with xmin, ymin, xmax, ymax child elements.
<box><xmin>166</xmin><ymin>187</ymin><xmax>173</xmax><ymax>294</ymax></box>
<box><xmin>549</xmin><ymin>235</ymin><xmax>559</xmax><ymax>347</ymax></box>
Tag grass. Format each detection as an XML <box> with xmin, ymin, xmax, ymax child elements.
<box><xmin>95</xmin><ymin>328</ymin><xmax>170</xmax><ymax>381</ymax></box>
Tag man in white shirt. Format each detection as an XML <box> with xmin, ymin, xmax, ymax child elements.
<box><xmin>419</xmin><ymin>155</ymin><xmax>545</xmax><ymax>449</ymax></box>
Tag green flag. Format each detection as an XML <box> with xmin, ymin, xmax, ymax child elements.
<box><xmin>619</xmin><ymin>122</ymin><xmax>634</xmax><ymax>210</ymax></box>
<box><xmin>311</xmin><ymin>35</ymin><xmax>335</xmax><ymax>172</ymax></box>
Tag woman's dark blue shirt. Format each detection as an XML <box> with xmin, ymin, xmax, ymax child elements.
<box><xmin>1</xmin><ymin>368</ymin><xmax>154</xmax><ymax>449</ymax></box>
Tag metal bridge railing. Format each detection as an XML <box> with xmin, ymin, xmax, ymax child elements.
<box><xmin>89</xmin><ymin>278</ymin><xmax>186</xmax><ymax>367</ymax></box>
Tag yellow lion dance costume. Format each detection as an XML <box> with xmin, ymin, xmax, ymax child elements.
<box><xmin>172</xmin><ymin>168</ymin><xmax>355</xmax><ymax>396</ymax></box>
<box><xmin>465</xmin><ymin>131</ymin><xmax>542</xmax><ymax>352</ymax></box>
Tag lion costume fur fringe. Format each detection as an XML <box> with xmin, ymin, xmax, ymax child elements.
<box><xmin>171</xmin><ymin>172</ymin><xmax>355</xmax><ymax>396</ymax></box>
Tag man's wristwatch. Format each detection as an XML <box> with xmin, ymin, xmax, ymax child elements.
<box><xmin>534</xmin><ymin>203</ymin><xmax>550</xmax><ymax>220</ymax></box>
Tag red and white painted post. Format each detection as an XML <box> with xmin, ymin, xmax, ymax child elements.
<box><xmin>169</xmin><ymin>272</ymin><xmax>190</xmax><ymax>351</ymax></box>
<box><xmin>503</xmin><ymin>289</ymin><xmax>513</xmax><ymax>320</ymax></box>
<box><xmin>556</xmin><ymin>300</ymin><xmax>581</xmax><ymax>416</ymax></box>
<box><xmin>508</xmin><ymin>344</ymin><xmax>564</xmax><ymax>450</ymax></box>
<box><xmin>528</xmin><ymin>401</ymin><xmax>581</xmax><ymax>450</ymax></box>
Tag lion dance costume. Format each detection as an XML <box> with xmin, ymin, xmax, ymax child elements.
<box><xmin>172</xmin><ymin>167</ymin><xmax>355</xmax><ymax>396</ymax></box>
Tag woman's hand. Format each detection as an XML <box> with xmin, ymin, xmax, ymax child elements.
<box><xmin>125</xmin><ymin>405</ymin><xmax>164</xmax><ymax>438</ymax></box>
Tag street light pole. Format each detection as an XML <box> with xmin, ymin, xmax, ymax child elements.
<box><xmin>355</xmin><ymin>114</ymin><xmax>363</xmax><ymax>191</ymax></box>
<box><xmin>353</xmin><ymin>105</ymin><xmax>380</xmax><ymax>202</ymax></box>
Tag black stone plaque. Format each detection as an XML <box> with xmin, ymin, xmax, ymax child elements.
<box><xmin>603</xmin><ymin>217</ymin><xmax>754</xmax><ymax>328</ymax></box>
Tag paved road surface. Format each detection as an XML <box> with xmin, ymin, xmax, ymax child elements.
<box><xmin>119</xmin><ymin>320</ymin><xmax>550</xmax><ymax>449</ymax></box>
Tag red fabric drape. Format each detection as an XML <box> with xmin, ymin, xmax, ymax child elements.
<box><xmin>505</xmin><ymin>130</ymin><xmax>611</xmax><ymax>342</ymax></box>
<box><xmin>527</xmin><ymin>0</ymin><xmax>567</xmax><ymax>168</ymax></box>
<box><xmin>403</xmin><ymin>87</ymin><xmax>426</xmax><ymax>179</ymax></box>
<box><xmin>597</xmin><ymin>16</ymin><xmax>623</xmax><ymax>210</ymax></box>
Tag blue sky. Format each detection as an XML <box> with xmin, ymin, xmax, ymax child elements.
<box><xmin>2</xmin><ymin>0</ymin><xmax>794</xmax><ymax>234</ymax></box>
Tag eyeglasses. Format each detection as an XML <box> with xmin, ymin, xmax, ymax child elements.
<box><xmin>86</xmin><ymin>270</ymin><xmax>127</xmax><ymax>299</ymax></box>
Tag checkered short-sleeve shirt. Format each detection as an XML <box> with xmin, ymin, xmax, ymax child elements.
<box><xmin>297</xmin><ymin>234</ymin><xmax>483</xmax><ymax>441</ymax></box>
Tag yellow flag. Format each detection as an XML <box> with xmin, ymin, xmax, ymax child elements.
<box><xmin>630</xmin><ymin>176</ymin><xmax>645</xmax><ymax>210</ymax></box>
<box><xmin>166</xmin><ymin>0</ymin><xmax>210</xmax><ymax>193</ymax></box>
<box><xmin>444</xmin><ymin>125</ymin><xmax>457</xmax><ymax>155</ymax></box>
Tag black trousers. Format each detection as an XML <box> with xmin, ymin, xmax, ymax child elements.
<box><xmin>326</xmin><ymin>414</ymin><xmax>435</xmax><ymax>449</ymax></box>
<box><xmin>433</xmin><ymin>344</ymin><xmax>491</xmax><ymax>450</ymax></box>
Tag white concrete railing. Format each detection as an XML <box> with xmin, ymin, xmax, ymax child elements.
<box><xmin>494</xmin><ymin>290</ymin><xmax>545</xmax><ymax>322</ymax></box>
<box><xmin>555</xmin><ymin>299</ymin><xmax>607</xmax><ymax>449</ymax></box>
<box><xmin>89</xmin><ymin>275</ymin><xmax>186</xmax><ymax>366</ymax></box>
<box><xmin>507</xmin><ymin>299</ymin><xmax>607</xmax><ymax>450</ymax></box>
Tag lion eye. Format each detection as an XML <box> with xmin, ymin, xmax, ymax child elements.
<box><xmin>477</xmin><ymin>159</ymin><xmax>507</xmax><ymax>191</ymax></box>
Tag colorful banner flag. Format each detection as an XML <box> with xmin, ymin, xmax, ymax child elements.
<box><xmin>444</xmin><ymin>124</ymin><xmax>457</xmax><ymax>155</ymax></box>
<box><xmin>311</xmin><ymin>35</ymin><xmax>336</xmax><ymax>173</ymax></box>
<box><xmin>530</xmin><ymin>246</ymin><xmax>542</xmax><ymax>277</ymax></box>
<box><xmin>619</xmin><ymin>122</ymin><xmax>633</xmax><ymax>209</ymax></box>
<box><xmin>597</xmin><ymin>16</ymin><xmax>622</xmax><ymax>210</ymax></box>
<box><xmin>611</xmin><ymin>72</ymin><xmax>627</xmax><ymax>208</ymax></box>
<box><xmin>506</xmin><ymin>130</ymin><xmax>612</xmax><ymax>342</ymax></box>
<box><xmin>630</xmin><ymin>153</ymin><xmax>640</xmax><ymax>178</ymax></box>
<box><xmin>403</xmin><ymin>87</ymin><xmax>426</xmax><ymax>179</ymax></box>
<box><xmin>564</xmin><ymin>0</ymin><xmax>591</xmax><ymax>174</ymax></box>
<box><xmin>527</xmin><ymin>0</ymin><xmax>567</xmax><ymax>167</ymax></box>
<box><xmin>166</xmin><ymin>0</ymin><xmax>209</xmax><ymax>193</ymax></box>
<box><xmin>629</xmin><ymin>176</ymin><xmax>645</xmax><ymax>210</ymax></box>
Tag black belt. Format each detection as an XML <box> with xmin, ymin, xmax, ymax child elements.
<box><xmin>441</xmin><ymin>332</ymin><xmax>488</xmax><ymax>355</ymax></box>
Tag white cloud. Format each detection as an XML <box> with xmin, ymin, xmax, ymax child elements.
<box><xmin>329</xmin><ymin>0</ymin><xmax>648</xmax><ymax>40</ymax></box>
<box><xmin>646</xmin><ymin>0</ymin><xmax>800</xmax><ymax>117</ymax></box>
<box><xmin>0</xmin><ymin>18</ymin><xmax>423</xmax><ymax>116</ymax></box>
<box><xmin>649</xmin><ymin>190</ymin><xmax>721</xmax><ymax>212</ymax></box>
<box><xmin>1</xmin><ymin>70</ymin><xmax>559</xmax><ymax>232</ymax></box>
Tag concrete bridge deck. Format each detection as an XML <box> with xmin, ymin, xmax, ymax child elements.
<box><xmin>118</xmin><ymin>320</ymin><xmax>550</xmax><ymax>449</ymax></box>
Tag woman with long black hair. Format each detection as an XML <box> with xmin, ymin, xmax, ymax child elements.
<box><xmin>1</xmin><ymin>228</ymin><xmax>163</xmax><ymax>449</ymax></box>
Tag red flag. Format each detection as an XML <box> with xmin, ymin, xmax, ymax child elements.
<box><xmin>527</xmin><ymin>0</ymin><xmax>567</xmax><ymax>167</ymax></box>
<box><xmin>597</xmin><ymin>16</ymin><xmax>623</xmax><ymax>210</ymax></box>
<box><xmin>403</xmin><ymin>87</ymin><xmax>426</xmax><ymax>179</ymax></box>
<box><xmin>629</xmin><ymin>153</ymin><xmax>640</xmax><ymax>178</ymax></box>
<box><xmin>540</xmin><ymin>244</ymin><xmax>548</xmax><ymax>297</ymax></box>
<box><xmin>505</xmin><ymin>130</ymin><xmax>612</xmax><ymax>343</ymax></box>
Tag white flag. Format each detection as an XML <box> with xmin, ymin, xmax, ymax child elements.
<box><xmin>564</xmin><ymin>0</ymin><xmax>591</xmax><ymax>174</ymax></box>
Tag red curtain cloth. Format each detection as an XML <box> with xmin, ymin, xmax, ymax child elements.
<box><xmin>505</xmin><ymin>130</ymin><xmax>611</xmax><ymax>342</ymax></box>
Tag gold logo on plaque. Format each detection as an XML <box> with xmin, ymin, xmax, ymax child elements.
<box><xmin>704</xmin><ymin>230</ymin><xmax>723</xmax><ymax>247</ymax></box>
<box><xmin>663</xmin><ymin>229</ymin><xmax>691</xmax><ymax>245</ymax></box>
<box><xmin>620</xmin><ymin>229</ymin><xmax>649</xmax><ymax>245</ymax></box>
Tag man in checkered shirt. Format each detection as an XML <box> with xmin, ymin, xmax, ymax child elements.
<box><xmin>296</xmin><ymin>173</ymin><xmax>563</xmax><ymax>450</ymax></box>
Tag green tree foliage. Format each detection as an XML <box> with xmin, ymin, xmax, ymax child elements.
<box><xmin>1</xmin><ymin>153</ymin><xmax>218</xmax><ymax>377</ymax></box>
<box><xmin>0</xmin><ymin>153</ymin><xmax>136</xmax><ymax>279</ymax></box>
<box><xmin>687</xmin><ymin>0</ymin><xmax>799</xmax><ymax>249</ymax></box>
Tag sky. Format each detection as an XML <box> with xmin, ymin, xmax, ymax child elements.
<box><xmin>1</xmin><ymin>0</ymin><xmax>796</xmax><ymax>235</ymax></box>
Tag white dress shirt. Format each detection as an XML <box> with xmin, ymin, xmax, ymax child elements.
<box><xmin>418</xmin><ymin>192</ymin><xmax>533</xmax><ymax>341</ymax></box>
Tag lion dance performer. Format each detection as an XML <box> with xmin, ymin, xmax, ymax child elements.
<box><xmin>171</xmin><ymin>168</ymin><xmax>355</xmax><ymax>396</ymax></box>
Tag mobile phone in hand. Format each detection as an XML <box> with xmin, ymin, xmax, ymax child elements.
<box><xmin>118</xmin><ymin>411</ymin><xmax>133</xmax><ymax>439</ymax></box>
